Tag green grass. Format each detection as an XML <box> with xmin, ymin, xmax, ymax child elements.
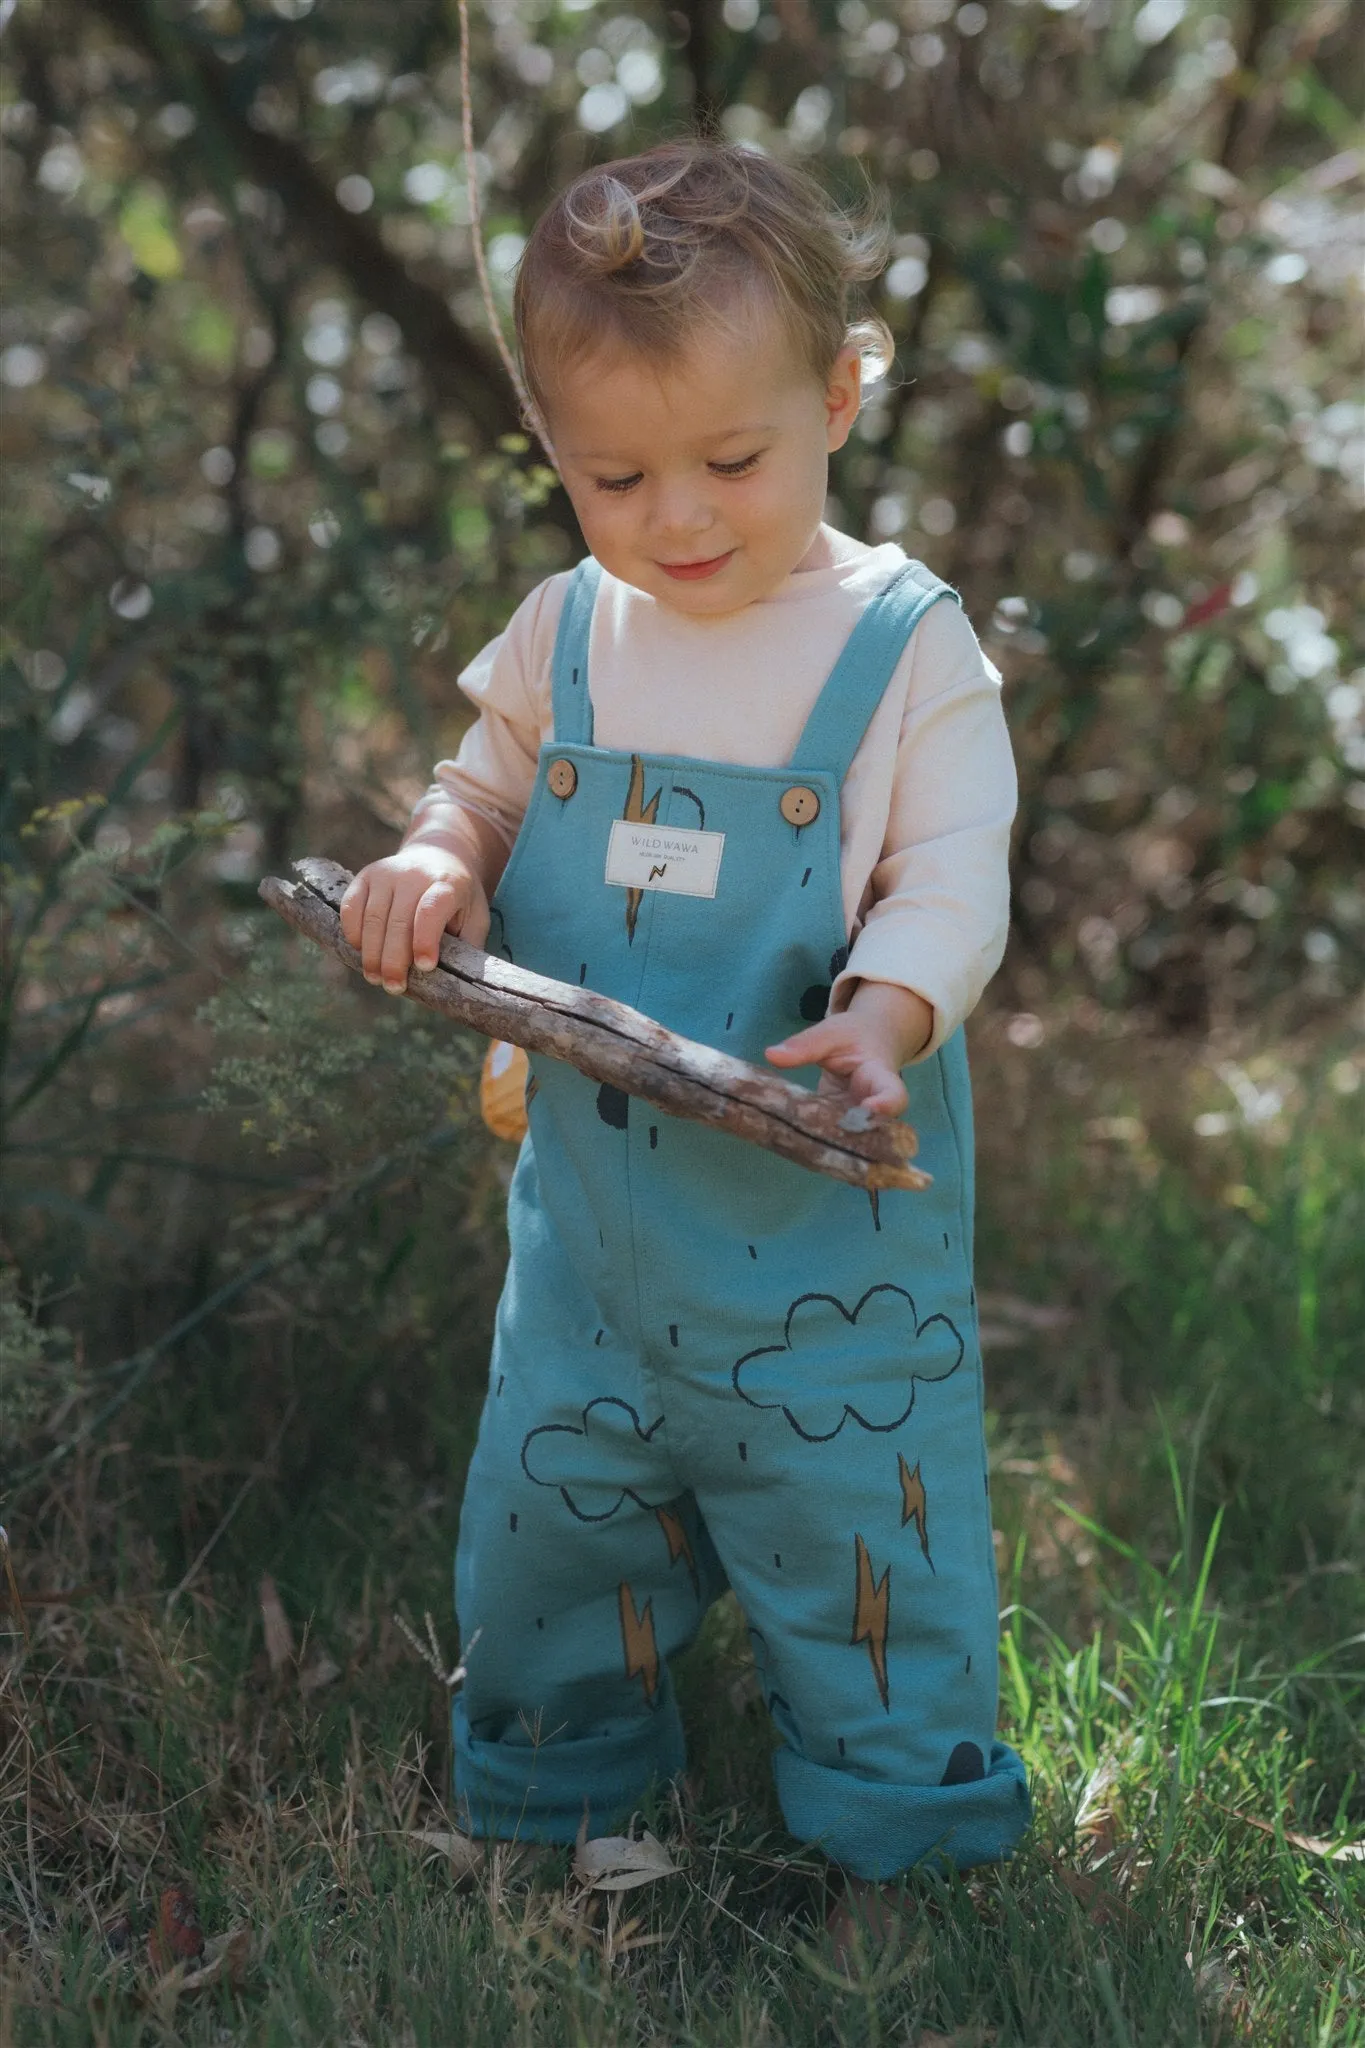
<box><xmin>3</xmin><ymin>1018</ymin><xmax>1362</xmax><ymax>2045</ymax></box>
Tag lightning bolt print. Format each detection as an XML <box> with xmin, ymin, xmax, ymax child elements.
<box><xmin>623</xmin><ymin>755</ymin><xmax>662</xmax><ymax>943</ymax></box>
<box><xmin>655</xmin><ymin>1505</ymin><xmax>699</xmax><ymax>1594</ymax></box>
<box><xmin>851</xmin><ymin>1534</ymin><xmax>891</xmax><ymax>1711</ymax></box>
<box><xmin>618</xmin><ymin>1579</ymin><xmax>660</xmax><ymax>1705</ymax></box>
<box><xmin>648</xmin><ymin>863</ymin><xmax>668</xmax><ymax>882</ymax></box>
<box><xmin>898</xmin><ymin>1453</ymin><xmax>934</xmax><ymax>1571</ymax></box>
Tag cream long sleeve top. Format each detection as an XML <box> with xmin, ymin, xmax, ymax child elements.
<box><xmin>414</xmin><ymin>528</ymin><xmax>1017</xmax><ymax>1058</ymax></box>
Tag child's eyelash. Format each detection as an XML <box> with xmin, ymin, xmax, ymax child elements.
<box><xmin>592</xmin><ymin>453</ymin><xmax>763</xmax><ymax>494</ymax></box>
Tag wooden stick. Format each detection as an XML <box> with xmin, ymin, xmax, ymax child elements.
<box><xmin>258</xmin><ymin>859</ymin><xmax>931</xmax><ymax>1194</ymax></box>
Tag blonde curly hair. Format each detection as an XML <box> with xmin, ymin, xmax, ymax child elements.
<box><xmin>514</xmin><ymin>141</ymin><xmax>893</xmax><ymax>424</ymax></box>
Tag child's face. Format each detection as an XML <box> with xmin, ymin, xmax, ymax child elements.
<box><xmin>545</xmin><ymin>317</ymin><xmax>862</xmax><ymax>616</ymax></box>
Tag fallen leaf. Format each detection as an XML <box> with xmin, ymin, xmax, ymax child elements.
<box><xmin>1075</xmin><ymin>1811</ymin><xmax>1120</xmax><ymax>1861</ymax></box>
<box><xmin>409</xmin><ymin>1828</ymin><xmax>485</xmax><ymax>1882</ymax></box>
<box><xmin>178</xmin><ymin>1927</ymin><xmax>250</xmax><ymax>1995</ymax></box>
<box><xmin>1290</xmin><ymin>1833</ymin><xmax>1365</xmax><ymax>1862</ymax></box>
<box><xmin>1051</xmin><ymin>1862</ymin><xmax>1135</xmax><ymax>1931</ymax></box>
<box><xmin>298</xmin><ymin>1649</ymin><xmax>341</xmax><ymax>1694</ymax></box>
<box><xmin>148</xmin><ymin>1884</ymin><xmax>204</xmax><ymax>1971</ymax></box>
<box><xmin>1199</xmin><ymin>1796</ymin><xmax>1365</xmax><ymax>1862</ymax></box>
<box><xmin>573</xmin><ymin>1828</ymin><xmax>679</xmax><ymax>1893</ymax></box>
<box><xmin>258</xmin><ymin>1572</ymin><xmax>294</xmax><ymax>1675</ymax></box>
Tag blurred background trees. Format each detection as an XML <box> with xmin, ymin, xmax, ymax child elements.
<box><xmin>1</xmin><ymin>0</ymin><xmax>1362</xmax><ymax>1458</ymax></box>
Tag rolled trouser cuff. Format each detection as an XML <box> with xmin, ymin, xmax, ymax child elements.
<box><xmin>453</xmin><ymin>1695</ymin><xmax>687</xmax><ymax>1844</ymax></box>
<box><xmin>775</xmin><ymin>1739</ymin><xmax>1031</xmax><ymax>1878</ymax></box>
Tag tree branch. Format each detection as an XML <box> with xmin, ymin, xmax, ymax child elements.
<box><xmin>261</xmin><ymin>860</ymin><xmax>931</xmax><ymax>1195</ymax></box>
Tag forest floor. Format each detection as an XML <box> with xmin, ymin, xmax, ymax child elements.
<box><xmin>3</xmin><ymin>1004</ymin><xmax>1363</xmax><ymax>2047</ymax></box>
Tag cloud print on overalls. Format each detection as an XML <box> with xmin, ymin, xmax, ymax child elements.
<box><xmin>521</xmin><ymin>1395</ymin><xmax>673</xmax><ymax>1521</ymax></box>
<box><xmin>733</xmin><ymin>1284</ymin><xmax>964</xmax><ymax>1442</ymax></box>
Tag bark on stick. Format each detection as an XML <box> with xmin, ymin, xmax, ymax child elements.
<box><xmin>259</xmin><ymin>859</ymin><xmax>931</xmax><ymax>1195</ymax></box>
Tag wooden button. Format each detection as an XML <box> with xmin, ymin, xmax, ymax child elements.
<box><xmin>547</xmin><ymin>758</ymin><xmax>578</xmax><ymax>800</ymax></box>
<box><xmin>780</xmin><ymin>784</ymin><xmax>821</xmax><ymax>828</ymax></box>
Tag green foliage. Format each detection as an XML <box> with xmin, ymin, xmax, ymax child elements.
<box><xmin>0</xmin><ymin>1269</ymin><xmax>81</xmax><ymax>1450</ymax></box>
<box><xmin>201</xmin><ymin>941</ymin><xmax>479</xmax><ymax>1153</ymax></box>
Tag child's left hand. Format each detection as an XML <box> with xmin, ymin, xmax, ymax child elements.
<box><xmin>766</xmin><ymin>982</ymin><xmax>933</xmax><ymax>1119</ymax></box>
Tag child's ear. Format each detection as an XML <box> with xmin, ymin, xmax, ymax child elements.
<box><xmin>824</xmin><ymin>345</ymin><xmax>863</xmax><ymax>453</ymax></box>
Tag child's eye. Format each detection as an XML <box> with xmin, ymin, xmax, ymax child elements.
<box><xmin>710</xmin><ymin>453</ymin><xmax>762</xmax><ymax>478</ymax></box>
<box><xmin>594</xmin><ymin>472</ymin><xmax>643</xmax><ymax>494</ymax></box>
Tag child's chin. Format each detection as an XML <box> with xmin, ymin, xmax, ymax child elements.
<box><xmin>651</xmin><ymin>562</ymin><xmax>774</xmax><ymax>615</ymax></box>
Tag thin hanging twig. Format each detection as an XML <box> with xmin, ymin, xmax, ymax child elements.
<box><xmin>457</xmin><ymin>0</ymin><xmax>559</xmax><ymax>473</ymax></box>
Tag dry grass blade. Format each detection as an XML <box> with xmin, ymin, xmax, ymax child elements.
<box><xmin>299</xmin><ymin>1649</ymin><xmax>341</xmax><ymax>1694</ymax></box>
<box><xmin>573</xmin><ymin>1827</ymin><xmax>680</xmax><ymax>1893</ymax></box>
<box><xmin>408</xmin><ymin>1828</ymin><xmax>485</xmax><ymax>1882</ymax></box>
<box><xmin>258</xmin><ymin>1572</ymin><xmax>295</xmax><ymax>1675</ymax></box>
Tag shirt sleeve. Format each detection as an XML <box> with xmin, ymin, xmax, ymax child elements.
<box><xmin>408</xmin><ymin>574</ymin><xmax>565</xmax><ymax>853</ymax></box>
<box><xmin>829</xmin><ymin>598</ymin><xmax>1017</xmax><ymax>1058</ymax></box>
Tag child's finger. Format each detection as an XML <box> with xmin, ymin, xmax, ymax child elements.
<box><xmin>339</xmin><ymin>872</ymin><xmax>369</xmax><ymax>949</ymax></box>
<box><xmin>849</xmin><ymin>1061</ymin><xmax>908</xmax><ymax>1118</ymax></box>
<box><xmin>412</xmin><ymin>881</ymin><xmax>461</xmax><ymax>970</ymax></box>
<box><xmin>766</xmin><ymin>1021</ymin><xmax>845</xmax><ymax>1067</ymax></box>
<box><xmin>359</xmin><ymin>878</ymin><xmax>395</xmax><ymax>981</ymax></box>
<box><xmin>455</xmin><ymin>890</ymin><xmax>491</xmax><ymax>950</ymax></box>
<box><xmin>377</xmin><ymin>894</ymin><xmax>417</xmax><ymax>993</ymax></box>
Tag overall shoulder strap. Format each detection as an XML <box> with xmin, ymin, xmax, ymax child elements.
<box><xmin>550</xmin><ymin>557</ymin><xmax>603</xmax><ymax>746</ymax></box>
<box><xmin>787</xmin><ymin>561</ymin><xmax>961</xmax><ymax>784</ymax></box>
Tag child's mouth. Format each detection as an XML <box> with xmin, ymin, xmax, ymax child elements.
<box><xmin>658</xmin><ymin>550</ymin><xmax>735</xmax><ymax>581</ymax></box>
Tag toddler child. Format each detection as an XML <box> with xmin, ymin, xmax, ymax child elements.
<box><xmin>341</xmin><ymin>141</ymin><xmax>1030</xmax><ymax>1924</ymax></box>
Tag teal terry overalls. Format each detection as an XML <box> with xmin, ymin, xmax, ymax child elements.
<box><xmin>453</xmin><ymin>557</ymin><xmax>1030</xmax><ymax>1879</ymax></box>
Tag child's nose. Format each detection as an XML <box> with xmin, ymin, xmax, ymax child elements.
<box><xmin>647</xmin><ymin>478</ymin><xmax>716</xmax><ymax>538</ymax></box>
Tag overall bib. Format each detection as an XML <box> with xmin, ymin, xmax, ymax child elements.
<box><xmin>453</xmin><ymin>559</ymin><xmax>1030</xmax><ymax>1879</ymax></box>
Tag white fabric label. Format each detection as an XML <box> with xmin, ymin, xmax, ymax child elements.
<box><xmin>604</xmin><ymin>819</ymin><xmax>725</xmax><ymax>899</ymax></box>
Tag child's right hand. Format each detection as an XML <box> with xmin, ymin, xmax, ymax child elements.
<box><xmin>339</xmin><ymin>845</ymin><xmax>490</xmax><ymax>994</ymax></box>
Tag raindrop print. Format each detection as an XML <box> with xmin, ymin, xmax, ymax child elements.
<box><xmin>940</xmin><ymin>1741</ymin><xmax>986</xmax><ymax>1785</ymax></box>
<box><xmin>597</xmin><ymin>1084</ymin><xmax>629</xmax><ymax>1129</ymax></box>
